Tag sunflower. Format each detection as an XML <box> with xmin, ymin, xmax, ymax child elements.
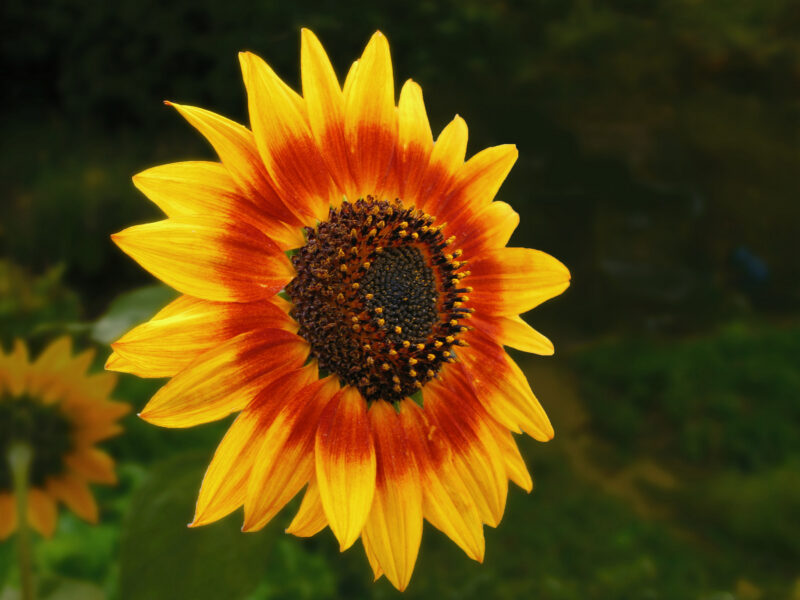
<box><xmin>108</xmin><ymin>29</ymin><xmax>570</xmax><ymax>590</ymax></box>
<box><xmin>0</xmin><ymin>338</ymin><xmax>128</xmax><ymax>539</ymax></box>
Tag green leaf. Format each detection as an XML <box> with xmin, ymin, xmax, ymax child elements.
<box><xmin>91</xmin><ymin>285</ymin><xmax>177</xmax><ymax>345</ymax></box>
<box><xmin>35</xmin><ymin>514</ymin><xmax>118</xmax><ymax>583</ymax></box>
<box><xmin>1</xmin><ymin>577</ymin><xmax>105</xmax><ymax>600</ymax></box>
<box><xmin>0</xmin><ymin>542</ymin><xmax>13</xmax><ymax>593</ymax></box>
<box><xmin>39</xmin><ymin>578</ymin><xmax>106</xmax><ymax>600</ymax></box>
<box><xmin>118</xmin><ymin>452</ymin><xmax>274</xmax><ymax>600</ymax></box>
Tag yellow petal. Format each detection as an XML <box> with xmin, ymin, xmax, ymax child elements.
<box><xmin>361</xmin><ymin>535</ymin><xmax>384</xmax><ymax>581</ymax></box>
<box><xmin>434</xmin><ymin>144</ymin><xmax>518</xmax><ymax>226</ymax></box>
<box><xmin>445</xmin><ymin>200</ymin><xmax>519</xmax><ymax>258</ymax></box>
<box><xmin>112</xmin><ymin>218</ymin><xmax>294</xmax><ymax>303</ymax></box>
<box><xmin>78</xmin><ymin>422</ymin><xmax>124</xmax><ymax>445</ymax></box>
<box><xmin>457</xmin><ymin>333</ymin><xmax>554</xmax><ymax>441</ymax></box>
<box><xmin>315</xmin><ymin>386</ymin><xmax>376</xmax><ymax>551</ymax></box>
<box><xmin>133</xmin><ymin>161</ymin><xmax>303</xmax><ymax>251</ymax></box>
<box><xmin>401</xmin><ymin>401</ymin><xmax>485</xmax><ymax>562</ymax></box>
<box><xmin>416</xmin><ymin>115</ymin><xmax>468</xmax><ymax>214</ymax></box>
<box><xmin>48</xmin><ymin>475</ymin><xmax>99</xmax><ymax>523</ymax></box>
<box><xmin>430</xmin><ymin>116</ymin><xmax>468</xmax><ymax>173</ymax></box>
<box><xmin>489</xmin><ymin>422</ymin><xmax>533</xmax><ymax>493</ymax></box>
<box><xmin>344</xmin><ymin>31</ymin><xmax>397</xmax><ymax>197</ymax></box>
<box><xmin>67</xmin><ymin>348</ymin><xmax>95</xmax><ymax>377</ymax></box>
<box><xmin>139</xmin><ymin>329</ymin><xmax>309</xmax><ymax>428</ymax></box>
<box><xmin>65</xmin><ymin>448</ymin><xmax>117</xmax><ymax>485</ymax></box>
<box><xmin>470</xmin><ymin>312</ymin><xmax>554</xmax><ymax>356</ymax></box>
<box><xmin>361</xmin><ymin>401</ymin><xmax>423</xmax><ymax>592</ymax></box>
<box><xmin>469</xmin><ymin>247</ymin><xmax>571</xmax><ymax>316</ymax></box>
<box><xmin>111</xmin><ymin>295</ymin><xmax>295</xmax><ymax>379</ymax></box>
<box><xmin>396</xmin><ymin>79</ymin><xmax>433</xmax><ymax>205</ymax></box>
<box><xmin>0</xmin><ymin>493</ymin><xmax>16</xmax><ymax>540</ymax></box>
<box><xmin>34</xmin><ymin>337</ymin><xmax>72</xmax><ymax>370</ymax></box>
<box><xmin>301</xmin><ymin>28</ymin><xmax>356</xmax><ymax>200</ymax></box>
<box><xmin>343</xmin><ymin>60</ymin><xmax>359</xmax><ymax>98</ymax></box>
<box><xmin>166</xmin><ymin>102</ymin><xmax>304</xmax><ymax>231</ymax></box>
<box><xmin>285</xmin><ymin>477</ymin><xmax>328</xmax><ymax>538</ymax></box>
<box><xmin>424</xmin><ymin>372</ymin><xmax>509</xmax><ymax>527</ymax></box>
<box><xmin>191</xmin><ymin>404</ymin><xmax>270</xmax><ymax>527</ymax></box>
<box><xmin>81</xmin><ymin>373</ymin><xmax>117</xmax><ymax>399</ymax></box>
<box><xmin>104</xmin><ymin>351</ymin><xmax>136</xmax><ymax>374</ymax></box>
<box><xmin>27</xmin><ymin>488</ymin><xmax>58</xmax><ymax>538</ymax></box>
<box><xmin>2</xmin><ymin>339</ymin><xmax>29</xmax><ymax>396</ymax></box>
<box><xmin>28</xmin><ymin>337</ymin><xmax>72</xmax><ymax>397</ymax></box>
<box><xmin>239</xmin><ymin>51</ymin><xmax>334</xmax><ymax>222</ymax></box>
<box><xmin>243</xmin><ymin>376</ymin><xmax>339</xmax><ymax>531</ymax></box>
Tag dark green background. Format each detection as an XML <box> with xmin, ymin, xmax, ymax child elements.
<box><xmin>2</xmin><ymin>1</ymin><xmax>799</xmax><ymax>598</ymax></box>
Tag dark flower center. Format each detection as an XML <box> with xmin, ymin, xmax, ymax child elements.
<box><xmin>287</xmin><ymin>197</ymin><xmax>472</xmax><ymax>403</ymax></box>
<box><xmin>360</xmin><ymin>246</ymin><xmax>438</xmax><ymax>344</ymax></box>
<box><xmin>0</xmin><ymin>395</ymin><xmax>75</xmax><ymax>490</ymax></box>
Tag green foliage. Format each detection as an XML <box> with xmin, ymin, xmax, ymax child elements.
<box><xmin>0</xmin><ymin>543</ymin><xmax>13</xmax><ymax>592</ymax></box>
<box><xmin>38</xmin><ymin>579</ymin><xmax>105</xmax><ymax>600</ymax></box>
<box><xmin>0</xmin><ymin>261</ymin><xmax>79</xmax><ymax>347</ymax></box>
<box><xmin>571</xmin><ymin>323</ymin><xmax>800</xmax><ymax>596</ymax></box>
<box><xmin>35</xmin><ymin>516</ymin><xmax>118</xmax><ymax>590</ymax></box>
<box><xmin>574</xmin><ymin>323</ymin><xmax>800</xmax><ymax>470</ymax></box>
<box><xmin>92</xmin><ymin>285</ymin><xmax>178</xmax><ymax>345</ymax></box>
<box><xmin>0</xmin><ymin>125</ymin><xmax>163</xmax><ymax>318</ymax></box>
<box><xmin>248</xmin><ymin>539</ymin><xmax>337</xmax><ymax>600</ymax></box>
<box><xmin>117</xmin><ymin>452</ymin><xmax>274</xmax><ymax>600</ymax></box>
<box><xmin>678</xmin><ymin>461</ymin><xmax>800</xmax><ymax>567</ymax></box>
<box><xmin>3</xmin><ymin>578</ymin><xmax>106</xmax><ymax>600</ymax></box>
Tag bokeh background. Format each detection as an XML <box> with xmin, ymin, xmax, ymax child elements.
<box><xmin>2</xmin><ymin>1</ymin><xmax>799</xmax><ymax>598</ymax></box>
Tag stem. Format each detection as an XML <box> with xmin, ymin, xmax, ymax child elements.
<box><xmin>8</xmin><ymin>443</ymin><xmax>35</xmax><ymax>600</ymax></box>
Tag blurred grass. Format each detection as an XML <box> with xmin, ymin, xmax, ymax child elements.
<box><xmin>574</xmin><ymin>323</ymin><xmax>800</xmax><ymax>471</ymax></box>
<box><xmin>566</xmin><ymin>323</ymin><xmax>800</xmax><ymax>596</ymax></box>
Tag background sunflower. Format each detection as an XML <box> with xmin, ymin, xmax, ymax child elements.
<box><xmin>0</xmin><ymin>338</ymin><xmax>128</xmax><ymax>540</ymax></box>
<box><xmin>1</xmin><ymin>1</ymin><xmax>799</xmax><ymax>599</ymax></box>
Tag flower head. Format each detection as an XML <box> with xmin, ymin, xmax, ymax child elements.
<box><xmin>108</xmin><ymin>29</ymin><xmax>570</xmax><ymax>591</ymax></box>
<box><xmin>0</xmin><ymin>338</ymin><xmax>128</xmax><ymax>539</ymax></box>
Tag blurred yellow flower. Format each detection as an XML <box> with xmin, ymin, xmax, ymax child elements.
<box><xmin>0</xmin><ymin>338</ymin><xmax>129</xmax><ymax>539</ymax></box>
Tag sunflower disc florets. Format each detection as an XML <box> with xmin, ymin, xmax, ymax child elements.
<box><xmin>287</xmin><ymin>196</ymin><xmax>472</xmax><ymax>403</ymax></box>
